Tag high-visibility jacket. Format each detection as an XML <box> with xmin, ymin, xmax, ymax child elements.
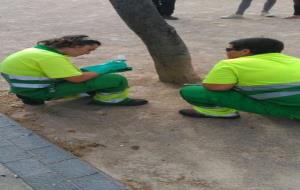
<box><xmin>0</xmin><ymin>45</ymin><xmax>82</xmax><ymax>94</ymax></box>
<box><xmin>203</xmin><ymin>53</ymin><xmax>300</xmax><ymax>106</ymax></box>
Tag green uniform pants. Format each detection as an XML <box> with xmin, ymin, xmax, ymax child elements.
<box><xmin>180</xmin><ymin>85</ymin><xmax>300</xmax><ymax>120</ymax></box>
<box><xmin>13</xmin><ymin>74</ymin><xmax>128</xmax><ymax>101</ymax></box>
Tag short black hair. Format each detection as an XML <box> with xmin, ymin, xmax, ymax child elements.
<box><xmin>229</xmin><ymin>38</ymin><xmax>284</xmax><ymax>55</ymax></box>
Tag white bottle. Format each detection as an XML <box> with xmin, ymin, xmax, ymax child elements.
<box><xmin>116</xmin><ymin>55</ymin><xmax>126</xmax><ymax>61</ymax></box>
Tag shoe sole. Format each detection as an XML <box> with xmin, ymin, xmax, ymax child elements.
<box><xmin>89</xmin><ymin>100</ymin><xmax>148</xmax><ymax>106</ymax></box>
<box><xmin>179</xmin><ymin>109</ymin><xmax>240</xmax><ymax>119</ymax></box>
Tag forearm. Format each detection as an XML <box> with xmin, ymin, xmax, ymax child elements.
<box><xmin>64</xmin><ymin>72</ymin><xmax>99</xmax><ymax>83</ymax></box>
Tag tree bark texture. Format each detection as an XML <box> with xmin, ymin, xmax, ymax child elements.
<box><xmin>109</xmin><ymin>0</ymin><xmax>200</xmax><ymax>84</ymax></box>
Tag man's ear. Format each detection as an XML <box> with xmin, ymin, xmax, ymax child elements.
<box><xmin>241</xmin><ymin>49</ymin><xmax>252</xmax><ymax>56</ymax></box>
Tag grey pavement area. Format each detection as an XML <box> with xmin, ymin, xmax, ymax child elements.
<box><xmin>0</xmin><ymin>164</ymin><xmax>33</xmax><ymax>190</ymax></box>
<box><xmin>0</xmin><ymin>113</ymin><xmax>129</xmax><ymax>190</ymax></box>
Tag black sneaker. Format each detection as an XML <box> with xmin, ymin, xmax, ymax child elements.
<box><xmin>92</xmin><ymin>98</ymin><xmax>148</xmax><ymax>106</ymax></box>
<box><xmin>16</xmin><ymin>95</ymin><xmax>45</xmax><ymax>106</ymax></box>
<box><xmin>179</xmin><ymin>109</ymin><xmax>240</xmax><ymax>119</ymax></box>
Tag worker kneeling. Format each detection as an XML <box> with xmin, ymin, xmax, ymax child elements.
<box><xmin>180</xmin><ymin>37</ymin><xmax>300</xmax><ymax>120</ymax></box>
<box><xmin>0</xmin><ymin>35</ymin><xmax>148</xmax><ymax>106</ymax></box>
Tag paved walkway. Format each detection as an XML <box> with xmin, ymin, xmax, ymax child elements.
<box><xmin>0</xmin><ymin>114</ymin><xmax>129</xmax><ymax>190</ymax></box>
<box><xmin>0</xmin><ymin>163</ymin><xmax>33</xmax><ymax>190</ymax></box>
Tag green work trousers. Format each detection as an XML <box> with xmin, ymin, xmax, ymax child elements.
<box><xmin>180</xmin><ymin>85</ymin><xmax>300</xmax><ymax>120</ymax></box>
<box><xmin>13</xmin><ymin>74</ymin><xmax>128</xmax><ymax>101</ymax></box>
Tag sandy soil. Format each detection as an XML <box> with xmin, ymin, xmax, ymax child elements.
<box><xmin>1</xmin><ymin>0</ymin><xmax>300</xmax><ymax>190</ymax></box>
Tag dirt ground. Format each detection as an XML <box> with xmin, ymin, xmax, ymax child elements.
<box><xmin>1</xmin><ymin>0</ymin><xmax>300</xmax><ymax>190</ymax></box>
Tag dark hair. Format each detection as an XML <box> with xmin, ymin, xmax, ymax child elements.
<box><xmin>229</xmin><ymin>38</ymin><xmax>284</xmax><ymax>55</ymax></box>
<box><xmin>37</xmin><ymin>35</ymin><xmax>101</xmax><ymax>49</ymax></box>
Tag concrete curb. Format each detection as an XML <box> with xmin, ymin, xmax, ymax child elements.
<box><xmin>0</xmin><ymin>113</ymin><xmax>129</xmax><ymax>190</ymax></box>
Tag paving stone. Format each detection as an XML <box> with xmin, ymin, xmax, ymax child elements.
<box><xmin>24</xmin><ymin>172</ymin><xmax>80</xmax><ymax>190</ymax></box>
<box><xmin>74</xmin><ymin>173</ymin><xmax>128</xmax><ymax>190</ymax></box>
<box><xmin>0</xmin><ymin>115</ymin><xmax>14</xmax><ymax>127</ymax></box>
<box><xmin>0</xmin><ymin>115</ymin><xmax>129</xmax><ymax>190</ymax></box>
<box><xmin>0</xmin><ymin>119</ymin><xmax>13</xmax><ymax>128</ymax></box>
<box><xmin>5</xmin><ymin>159</ymin><xmax>51</xmax><ymax>178</ymax></box>
<box><xmin>0</xmin><ymin>126</ymin><xmax>31</xmax><ymax>140</ymax></box>
<box><xmin>0</xmin><ymin>164</ymin><xmax>33</xmax><ymax>190</ymax></box>
<box><xmin>0</xmin><ymin>114</ymin><xmax>24</xmax><ymax>129</ymax></box>
<box><xmin>49</xmin><ymin>159</ymin><xmax>98</xmax><ymax>179</ymax></box>
<box><xmin>11</xmin><ymin>134</ymin><xmax>50</xmax><ymax>151</ymax></box>
<box><xmin>0</xmin><ymin>145</ymin><xmax>32</xmax><ymax>163</ymax></box>
<box><xmin>0</xmin><ymin>139</ymin><xmax>14</xmax><ymax>147</ymax></box>
<box><xmin>29</xmin><ymin>145</ymin><xmax>74</xmax><ymax>165</ymax></box>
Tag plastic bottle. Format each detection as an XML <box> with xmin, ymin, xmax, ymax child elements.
<box><xmin>116</xmin><ymin>55</ymin><xmax>126</xmax><ymax>61</ymax></box>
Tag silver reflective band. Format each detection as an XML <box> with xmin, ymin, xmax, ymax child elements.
<box><xmin>98</xmin><ymin>98</ymin><xmax>125</xmax><ymax>103</ymax></box>
<box><xmin>250</xmin><ymin>91</ymin><xmax>300</xmax><ymax>100</ymax></box>
<box><xmin>236</xmin><ymin>82</ymin><xmax>300</xmax><ymax>91</ymax></box>
<box><xmin>11</xmin><ymin>83</ymin><xmax>51</xmax><ymax>88</ymax></box>
<box><xmin>7</xmin><ymin>75</ymin><xmax>51</xmax><ymax>81</ymax></box>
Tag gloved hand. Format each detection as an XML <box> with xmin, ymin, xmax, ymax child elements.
<box><xmin>81</xmin><ymin>60</ymin><xmax>132</xmax><ymax>74</ymax></box>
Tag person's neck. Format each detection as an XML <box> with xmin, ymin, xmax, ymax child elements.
<box><xmin>56</xmin><ymin>48</ymin><xmax>72</xmax><ymax>56</ymax></box>
<box><xmin>34</xmin><ymin>45</ymin><xmax>64</xmax><ymax>55</ymax></box>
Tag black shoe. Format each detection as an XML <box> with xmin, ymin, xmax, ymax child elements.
<box><xmin>119</xmin><ymin>98</ymin><xmax>148</xmax><ymax>106</ymax></box>
<box><xmin>92</xmin><ymin>98</ymin><xmax>148</xmax><ymax>106</ymax></box>
<box><xmin>179</xmin><ymin>109</ymin><xmax>240</xmax><ymax>119</ymax></box>
<box><xmin>163</xmin><ymin>15</ymin><xmax>179</xmax><ymax>20</ymax></box>
<box><xmin>16</xmin><ymin>95</ymin><xmax>45</xmax><ymax>106</ymax></box>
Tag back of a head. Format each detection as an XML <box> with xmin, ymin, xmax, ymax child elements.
<box><xmin>229</xmin><ymin>38</ymin><xmax>284</xmax><ymax>55</ymax></box>
<box><xmin>37</xmin><ymin>35</ymin><xmax>101</xmax><ymax>49</ymax></box>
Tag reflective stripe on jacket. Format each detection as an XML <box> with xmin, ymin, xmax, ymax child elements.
<box><xmin>1</xmin><ymin>73</ymin><xmax>55</xmax><ymax>89</ymax></box>
<box><xmin>235</xmin><ymin>83</ymin><xmax>300</xmax><ymax>106</ymax></box>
